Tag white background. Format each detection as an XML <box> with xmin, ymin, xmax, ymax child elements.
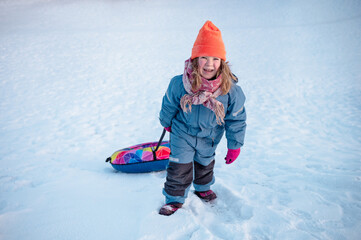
<box><xmin>1</xmin><ymin>0</ymin><xmax>361</xmax><ymax>239</ymax></box>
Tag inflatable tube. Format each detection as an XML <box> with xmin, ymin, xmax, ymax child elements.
<box><xmin>106</xmin><ymin>130</ymin><xmax>170</xmax><ymax>173</ymax></box>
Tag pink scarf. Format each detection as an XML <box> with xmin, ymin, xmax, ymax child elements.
<box><xmin>180</xmin><ymin>58</ymin><xmax>225</xmax><ymax>125</ymax></box>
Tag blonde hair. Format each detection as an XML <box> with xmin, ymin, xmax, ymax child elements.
<box><xmin>190</xmin><ymin>58</ymin><xmax>238</xmax><ymax>94</ymax></box>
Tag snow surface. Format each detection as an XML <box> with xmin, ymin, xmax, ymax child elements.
<box><xmin>1</xmin><ymin>0</ymin><xmax>361</xmax><ymax>239</ymax></box>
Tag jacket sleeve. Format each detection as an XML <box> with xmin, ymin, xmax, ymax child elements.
<box><xmin>159</xmin><ymin>76</ymin><xmax>182</xmax><ymax>128</ymax></box>
<box><xmin>224</xmin><ymin>84</ymin><xmax>247</xmax><ymax>149</ymax></box>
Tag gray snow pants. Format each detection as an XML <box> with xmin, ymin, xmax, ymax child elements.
<box><xmin>163</xmin><ymin>130</ymin><xmax>221</xmax><ymax>204</ymax></box>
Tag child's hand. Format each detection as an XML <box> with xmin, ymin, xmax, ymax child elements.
<box><xmin>165</xmin><ymin>126</ymin><xmax>172</xmax><ymax>132</ymax></box>
<box><xmin>225</xmin><ymin>148</ymin><xmax>240</xmax><ymax>164</ymax></box>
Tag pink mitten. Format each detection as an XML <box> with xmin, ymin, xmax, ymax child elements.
<box><xmin>164</xmin><ymin>126</ymin><xmax>172</xmax><ymax>132</ymax></box>
<box><xmin>225</xmin><ymin>148</ymin><xmax>240</xmax><ymax>164</ymax></box>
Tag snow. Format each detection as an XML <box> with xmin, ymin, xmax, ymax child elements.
<box><xmin>1</xmin><ymin>0</ymin><xmax>361</xmax><ymax>239</ymax></box>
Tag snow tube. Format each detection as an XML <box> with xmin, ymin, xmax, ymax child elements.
<box><xmin>106</xmin><ymin>130</ymin><xmax>170</xmax><ymax>173</ymax></box>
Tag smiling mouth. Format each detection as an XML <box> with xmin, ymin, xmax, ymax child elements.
<box><xmin>203</xmin><ymin>69</ymin><xmax>214</xmax><ymax>72</ymax></box>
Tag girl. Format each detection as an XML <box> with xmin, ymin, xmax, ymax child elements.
<box><xmin>159</xmin><ymin>20</ymin><xmax>247</xmax><ymax>216</ymax></box>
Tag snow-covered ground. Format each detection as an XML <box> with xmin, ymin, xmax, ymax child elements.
<box><xmin>1</xmin><ymin>0</ymin><xmax>361</xmax><ymax>239</ymax></box>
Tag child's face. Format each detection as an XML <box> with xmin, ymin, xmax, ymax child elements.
<box><xmin>198</xmin><ymin>56</ymin><xmax>221</xmax><ymax>80</ymax></box>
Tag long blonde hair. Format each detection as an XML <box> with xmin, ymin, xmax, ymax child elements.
<box><xmin>190</xmin><ymin>58</ymin><xmax>238</xmax><ymax>94</ymax></box>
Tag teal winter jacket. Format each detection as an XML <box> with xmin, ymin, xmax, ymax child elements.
<box><xmin>159</xmin><ymin>75</ymin><xmax>247</xmax><ymax>149</ymax></box>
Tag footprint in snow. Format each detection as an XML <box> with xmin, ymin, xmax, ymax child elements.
<box><xmin>210</xmin><ymin>184</ymin><xmax>254</xmax><ymax>222</ymax></box>
<box><xmin>186</xmin><ymin>183</ymin><xmax>254</xmax><ymax>239</ymax></box>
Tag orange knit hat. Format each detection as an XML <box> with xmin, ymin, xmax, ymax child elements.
<box><xmin>191</xmin><ymin>20</ymin><xmax>226</xmax><ymax>61</ymax></box>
